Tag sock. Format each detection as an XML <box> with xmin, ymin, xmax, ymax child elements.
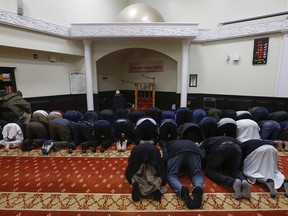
<box><xmin>152</xmin><ymin>189</ymin><xmax>162</xmax><ymax>201</ymax></box>
<box><xmin>284</xmin><ymin>179</ymin><xmax>288</xmax><ymax>197</ymax></box>
<box><xmin>181</xmin><ymin>186</ymin><xmax>193</xmax><ymax>209</ymax></box>
<box><xmin>241</xmin><ymin>180</ymin><xmax>251</xmax><ymax>199</ymax></box>
<box><xmin>191</xmin><ymin>186</ymin><xmax>203</xmax><ymax>209</ymax></box>
<box><xmin>266</xmin><ymin>179</ymin><xmax>278</xmax><ymax>197</ymax></box>
<box><xmin>132</xmin><ymin>182</ymin><xmax>140</xmax><ymax>202</ymax></box>
<box><xmin>233</xmin><ymin>179</ymin><xmax>242</xmax><ymax>199</ymax></box>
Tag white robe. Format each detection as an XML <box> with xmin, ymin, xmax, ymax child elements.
<box><xmin>243</xmin><ymin>145</ymin><xmax>284</xmax><ymax>189</ymax></box>
<box><xmin>0</xmin><ymin>123</ymin><xmax>24</xmax><ymax>149</ymax></box>
<box><xmin>236</xmin><ymin>119</ymin><xmax>261</xmax><ymax>143</ymax></box>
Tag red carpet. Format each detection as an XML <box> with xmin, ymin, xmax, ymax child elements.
<box><xmin>0</xmin><ymin>146</ymin><xmax>288</xmax><ymax>216</ymax></box>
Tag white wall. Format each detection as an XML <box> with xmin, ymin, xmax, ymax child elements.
<box><xmin>1</xmin><ymin>0</ymin><xmax>287</xmax><ymax>28</ymax></box>
<box><xmin>0</xmin><ymin>46</ymin><xmax>83</xmax><ymax>98</ymax></box>
<box><xmin>0</xmin><ymin>0</ymin><xmax>287</xmax><ymax>99</ymax></box>
<box><xmin>92</xmin><ymin>39</ymin><xmax>182</xmax><ymax>93</ymax></box>
<box><xmin>0</xmin><ymin>25</ymin><xmax>83</xmax><ymax>55</ymax></box>
<box><xmin>129</xmin><ymin>0</ymin><xmax>288</xmax><ymax>28</ymax></box>
<box><xmin>0</xmin><ymin>0</ymin><xmax>129</xmax><ymax>26</ymax></box>
<box><xmin>96</xmin><ymin>48</ymin><xmax>177</xmax><ymax>92</ymax></box>
<box><xmin>189</xmin><ymin>34</ymin><xmax>282</xmax><ymax>97</ymax></box>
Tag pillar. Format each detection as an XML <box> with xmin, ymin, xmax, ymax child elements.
<box><xmin>83</xmin><ymin>40</ymin><xmax>94</xmax><ymax>110</ymax></box>
<box><xmin>180</xmin><ymin>40</ymin><xmax>190</xmax><ymax>107</ymax></box>
<box><xmin>276</xmin><ymin>32</ymin><xmax>288</xmax><ymax>97</ymax></box>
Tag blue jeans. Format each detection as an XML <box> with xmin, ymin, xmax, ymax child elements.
<box><xmin>167</xmin><ymin>152</ymin><xmax>203</xmax><ymax>197</ymax></box>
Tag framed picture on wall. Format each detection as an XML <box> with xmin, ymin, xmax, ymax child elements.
<box><xmin>189</xmin><ymin>74</ymin><xmax>198</xmax><ymax>87</ymax></box>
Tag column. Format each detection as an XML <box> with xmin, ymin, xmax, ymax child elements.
<box><xmin>83</xmin><ymin>40</ymin><xmax>94</xmax><ymax>110</ymax></box>
<box><xmin>180</xmin><ymin>40</ymin><xmax>190</xmax><ymax>107</ymax></box>
<box><xmin>276</xmin><ymin>33</ymin><xmax>288</xmax><ymax>97</ymax></box>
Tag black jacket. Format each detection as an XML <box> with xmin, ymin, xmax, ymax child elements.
<box><xmin>125</xmin><ymin>144</ymin><xmax>167</xmax><ymax>185</ymax></box>
<box><xmin>112</xmin><ymin>94</ymin><xmax>126</xmax><ymax>111</ymax></box>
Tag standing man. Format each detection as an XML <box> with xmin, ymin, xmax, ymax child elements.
<box><xmin>112</xmin><ymin>90</ymin><xmax>127</xmax><ymax>111</ymax></box>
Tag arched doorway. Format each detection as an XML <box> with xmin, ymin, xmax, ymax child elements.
<box><xmin>96</xmin><ymin>48</ymin><xmax>177</xmax><ymax>110</ymax></box>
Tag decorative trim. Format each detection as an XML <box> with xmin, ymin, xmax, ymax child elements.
<box><xmin>70</xmin><ymin>23</ymin><xmax>199</xmax><ymax>38</ymax></box>
<box><xmin>1</xmin><ymin>9</ymin><xmax>288</xmax><ymax>42</ymax></box>
<box><xmin>0</xmin><ymin>192</ymin><xmax>287</xmax><ymax>212</ymax></box>
<box><xmin>0</xmin><ymin>9</ymin><xmax>70</xmax><ymax>37</ymax></box>
<box><xmin>195</xmin><ymin>19</ymin><xmax>288</xmax><ymax>42</ymax></box>
<box><xmin>0</xmin><ymin>149</ymin><xmax>130</xmax><ymax>158</ymax></box>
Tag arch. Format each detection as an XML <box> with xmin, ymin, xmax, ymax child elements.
<box><xmin>95</xmin><ymin>47</ymin><xmax>178</xmax><ymax>93</ymax></box>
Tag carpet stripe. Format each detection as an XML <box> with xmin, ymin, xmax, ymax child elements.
<box><xmin>0</xmin><ymin>149</ymin><xmax>131</xmax><ymax>158</ymax></box>
<box><xmin>0</xmin><ymin>192</ymin><xmax>287</xmax><ymax>212</ymax></box>
<box><xmin>0</xmin><ymin>149</ymin><xmax>287</xmax><ymax>158</ymax></box>
<box><xmin>0</xmin><ymin>148</ymin><xmax>288</xmax><ymax>215</ymax></box>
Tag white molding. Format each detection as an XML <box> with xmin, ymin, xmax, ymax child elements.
<box><xmin>0</xmin><ymin>9</ymin><xmax>69</xmax><ymax>37</ymax></box>
<box><xmin>70</xmin><ymin>23</ymin><xmax>199</xmax><ymax>39</ymax></box>
<box><xmin>1</xmin><ymin>9</ymin><xmax>288</xmax><ymax>42</ymax></box>
<box><xmin>195</xmin><ymin>20</ymin><xmax>288</xmax><ymax>42</ymax></box>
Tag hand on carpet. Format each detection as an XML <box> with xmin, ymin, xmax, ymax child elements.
<box><xmin>274</xmin><ymin>141</ymin><xmax>284</xmax><ymax>151</ymax></box>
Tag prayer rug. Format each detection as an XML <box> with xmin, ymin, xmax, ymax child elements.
<box><xmin>0</xmin><ymin>147</ymin><xmax>288</xmax><ymax>216</ymax></box>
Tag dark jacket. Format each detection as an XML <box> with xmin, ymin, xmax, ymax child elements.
<box><xmin>202</xmin><ymin>136</ymin><xmax>239</xmax><ymax>154</ymax></box>
<box><xmin>179</xmin><ymin>123</ymin><xmax>206</xmax><ymax>143</ymax></box>
<box><xmin>112</xmin><ymin>94</ymin><xmax>126</xmax><ymax>111</ymax></box>
<box><xmin>162</xmin><ymin>139</ymin><xmax>202</xmax><ymax>162</ymax></box>
<box><xmin>125</xmin><ymin>144</ymin><xmax>167</xmax><ymax>185</ymax></box>
<box><xmin>2</xmin><ymin>93</ymin><xmax>31</xmax><ymax>117</ymax></box>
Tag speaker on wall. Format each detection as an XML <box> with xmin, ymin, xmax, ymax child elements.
<box><xmin>17</xmin><ymin>0</ymin><xmax>24</xmax><ymax>15</ymax></box>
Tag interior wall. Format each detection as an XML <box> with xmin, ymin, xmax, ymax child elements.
<box><xmin>189</xmin><ymin>33</ymin><xmax>282</xmax><ymax>97</ymax></box>
<box><xmin>96</xmin><ymin>48</ymin><xmax>177</xmax><ymax>92</ymax></box>
<box><xmin>0</xmin><ymin>26</ymin><xmax>83</xmax><ymax>55</ymax></box>
<box><xmin>0</xmin><ymin>46</ymin><xmax>83</xmax><ymax>98</ymax></box>
<box><xmin>2</xmin><ymin>0</ymin><xmax>287</xmax><ymax>28</ymax></box>
<box><xmin>129</xmin><ymin>0</ymin><xmax>288</xmax><ymax>28</ymax></box>
<box><xmin>0</xmin><ymin>1</ymin><xmax>287</xmax><ymax>100</ymax></box>
<box><xmin>0</xmin><ymin>0</ymin><xmax>129</xmax><ymax>26</ymax></box>
<box><xmin>92</xmin><ymin>39</ymin><xmax>182</xmax><ymax>93</ymax></box>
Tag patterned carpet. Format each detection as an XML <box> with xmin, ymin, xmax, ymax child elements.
<box><xmin>0</xmin><ymin>145</ymin><xmax>288</xmax><ymax>216</ymax></box>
